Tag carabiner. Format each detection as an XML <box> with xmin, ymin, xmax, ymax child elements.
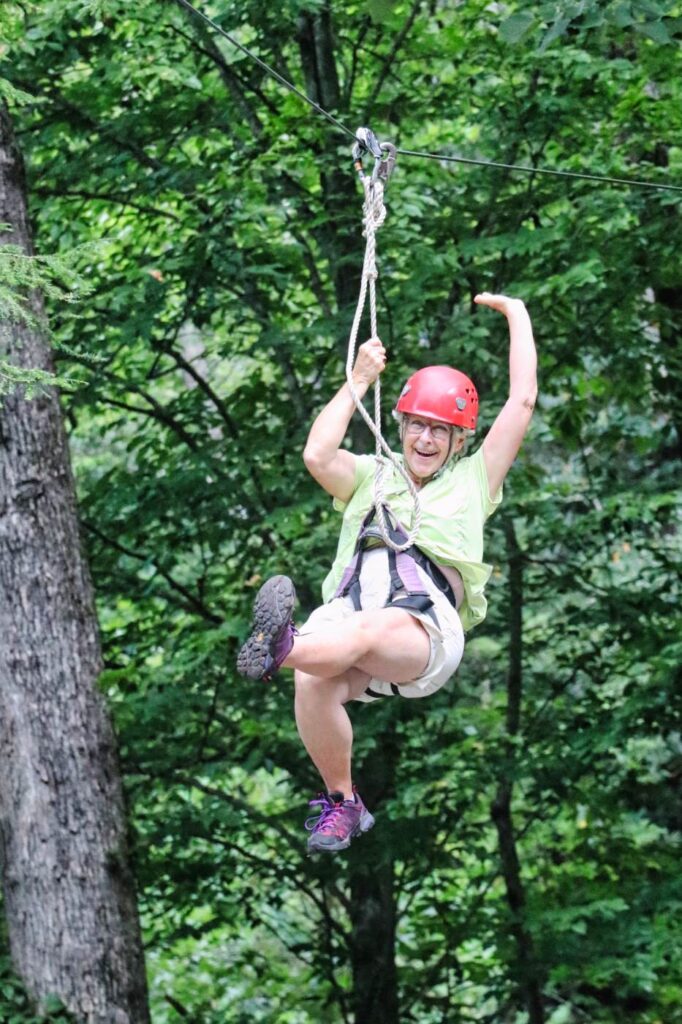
<box><xmin>373</xmin><ymin>142</ymin><xmax>396</xmax><ymax>185</ymax></box>
<box><xmin>353</xmin><ymin>127</ymin><xmax>397</xmax><ymax>187</ymax></box>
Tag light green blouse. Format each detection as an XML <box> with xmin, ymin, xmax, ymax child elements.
<box><xmin>320</xmin><ymin>446</ymin><xmax>502</xmax><ymax>631</ymax></box>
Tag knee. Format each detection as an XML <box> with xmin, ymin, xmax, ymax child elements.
<box><xmin>294</xmin><ymin>670</ymin><xmax>357</xmax><ymax>706</ymax></box>
<box><xmin>352</xmin><ymin>610</ymin><xmax>383</xmax><ymax>648</ymax></box>
<box><xmin>294</xmin><ymin>669</ymin><xmax>325</xmax><ymax>700</ymax></box>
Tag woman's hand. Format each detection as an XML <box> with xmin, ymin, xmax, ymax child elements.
<box><xmin>352</xmin><ymin>337</ymin><xmax>387</xmax><ymax>387</ymax></box>
<box><xmin>474</xmin><ymin>293</ymin><xmax>526</xmax><ymax>317</ymax></box>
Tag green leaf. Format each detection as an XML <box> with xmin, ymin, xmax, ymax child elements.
<box><xmin>633</xmin><ymin>0</ymin><xmax>665</xmax><ymax>17</ymax></box>
<box><xmin>539</xmin><ymin>16</ymin><xmax>572</xmax><ymax>52</ymax></box>
<box><xmin>607</xmin><ymin>3</ymin><xmax>635</xmax><ymax>27</ymax></box>
<box><xmin>635</xmin><ymin>20</ymin><xmax>672</xmax><ymax>43</ymax></box>
<box><xmin>499</xmin><ymin>11</ymin><xmax>536</xmax><ymax>43</ymax></box>
<box><xmin>582</xmin><ymin>9</ymin><xmax>606</xmax><ymax>28</ymax></box>
<box><xmin>367</xmin><ymin>0</ymin><xmax>395</xmax><ymax>24</ymax></box>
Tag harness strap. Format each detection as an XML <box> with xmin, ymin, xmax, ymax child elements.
<box><xmin>406</xmin><ymin>546</ymin><xmax>458</xmax><ymax>608</ymax></box>
<box><xmin>365</xmin><ymin>683</ymin><xmax>401</xmax><ymax>699</ymax></box>
<box><xmin>395</xmin><ymin>550</ymin><xmax>428</xmax><ymax>595</ymax></box>
<box><xmin>334</xmin><ymin>554</ymin><xmax>360</xmax><ymax>604</ymax></box>
<box><xmin>333</xmin><ymin>504</ymin><xmax>451</xmax><ymax>624</ymax></box>
<box><xmin>387</xmin><ymin>547</ymin><xmax>405</xmax><ymax>601</ymax></box>
<box><xmin>332</xmin><ymin>506</ymin><xmax>378</xmax><ymax>611</ymax></box>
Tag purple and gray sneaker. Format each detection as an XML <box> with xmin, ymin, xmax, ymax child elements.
<box><xmin>237</xmin><ymin>575</ymin><xmax>298</xmax><ymax>681</ymax></box>
<box><xmin>305</xmin><ymin>788</ymin><xmax>375</xmax><ymax>853</ymax></box>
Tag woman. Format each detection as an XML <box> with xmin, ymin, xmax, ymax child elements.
<box><xmin>237</xmin><ymin>293</ymin><xmax>537</xmax><ymax>853</ymax></box>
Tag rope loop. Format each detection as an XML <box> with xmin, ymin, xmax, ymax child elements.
<box><xmin>345</xmin><ymin>142</ymin><xmax>421</xmax><ymax>553</ymax></box>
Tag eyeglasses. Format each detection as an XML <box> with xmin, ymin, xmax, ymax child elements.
<box><xmin>405</xmin><ymin>418</ymin><xmax>452</xmax><ymax>443</ymax></box>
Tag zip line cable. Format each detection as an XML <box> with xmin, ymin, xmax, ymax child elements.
<box><xmin>172</xmin><ymin>0</ymin><xmax>355</xmax><ymax>142</ymax></box>
<box><xmin>396</xmin><ymin>147</ymin><xmax>682</xmax><ymax>192</ymax></box>
<box><xmin>173</xmin><ymin>0</ymin><xmax>682</xmax><ymax>195</ymax></box>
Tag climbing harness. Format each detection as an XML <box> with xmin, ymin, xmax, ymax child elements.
<box><xmin>345</xmin><ymin>127</ymin><xmax>423</xmax><ymax>553</ymax></box>
<box><xmin>333</xmin><ymin>505</ymin><xmax>459</xmax><ymax>621</ymax></box>
<box><xmin>334</xmin><ymin>504</ymin><xmax>461</xmax><ymax>699</ymax></box>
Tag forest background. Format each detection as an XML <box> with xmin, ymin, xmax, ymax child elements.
<box><xmin>0</xmin><ymin>0</ymin><xmax>681</xmax><ymax>1022</ymax></box>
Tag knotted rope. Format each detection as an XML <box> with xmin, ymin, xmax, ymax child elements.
<box><xmin>345</xmin><ymin>172</ymin><xmax>422</xmax><ymax>552</ymax></box>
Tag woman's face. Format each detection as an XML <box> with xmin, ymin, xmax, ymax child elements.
<box><xmin>401</xmin><ymin>415</ymin><xmax>466</xmax><ymax>485</ymax></box>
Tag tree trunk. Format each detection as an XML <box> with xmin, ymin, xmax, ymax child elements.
<box><xmin>349</xmin><ymin>857</ymin><xmax>399</xmax><ymax>1024</ymax></box>
<box><xmin>0</xmin><ymin>103</ymin><xmax>150</xmax><ymax>1024</ymax></box>
<box><xmin>296</xmin><ymin>3</ymin><xmax>363</xmax><ymax>313</ymax></box>
<box><xmin>350</xmin><ymin>735</ymin><xmax>401</xmax><ymax>1024</ymax></box>
<box><xmin>653</xmin><ymin>284</ymin><xmax>682</xmax><ymax>458</ymax></box>
<box><xmin>490</xmin><ymin>520</ymin><xmax>545</xmax><ymax>1024</ymax></box>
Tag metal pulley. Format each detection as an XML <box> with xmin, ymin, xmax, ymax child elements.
<box><xmin>352</xmin><ymin>126</ymin><xmax>397</xmax><ymax>186</ymax></box>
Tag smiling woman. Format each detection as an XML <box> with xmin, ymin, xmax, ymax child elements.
<box><xmin>237</xmin><ymin>292</ymin><xmax>537</xmax><ymax>853</ymax></box>
<box><xmin>402</xmin><ymin>414</ymin><xmax>458</xmax><ymax>481</ymax></box>
<box><xmin>394</xmin><ymin>362</ymin><xmax>479</xmax><ymax>483</ymax></box>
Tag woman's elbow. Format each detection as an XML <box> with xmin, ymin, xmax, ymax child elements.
<box><xmin>303</xmin><ymin>443</ymin><xmax>324</xmax><ymax>472</ymax></box>
<box><xmin>522</xmin><ymin>383</ymin><xmax>538</xmax><ymax>414</ymax></box>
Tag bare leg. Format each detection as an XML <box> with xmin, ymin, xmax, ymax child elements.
<box><xmin>284</xmin><ymin>607</ymin><xmax>431</xmax><ymax>683</ymax></box>
<box><xmin>294</xmin><ymin>667</ymin><xmax>370</xmax><ymax>799</ymax></box>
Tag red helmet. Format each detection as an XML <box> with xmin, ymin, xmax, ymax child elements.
<box><xmin>395</xmin><ymin>366</ymin><xmax>479</xmax><ymax>430</ymax></box>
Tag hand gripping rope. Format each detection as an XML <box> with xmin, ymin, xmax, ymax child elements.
<box><xmin>345</xmin><ymin>128</ymin><xmax>422</xmax><ymax>553</ymax></box>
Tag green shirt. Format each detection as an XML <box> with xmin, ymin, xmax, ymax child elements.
<box><xmin>321</xmin><ymin>446</ymin><xmax>502</xmax><ymax>631</ymax></box>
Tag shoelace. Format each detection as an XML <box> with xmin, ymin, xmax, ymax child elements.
<box><xmin>305</xmin><ymin>795</ymin><xmax>349</xmax><ymax>835</ymax></box>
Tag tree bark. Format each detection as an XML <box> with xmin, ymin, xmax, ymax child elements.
<box><xmin>653</xmin><ymin>284</ymin><xmax>682</xmax><ymax>458</ymax></box>
<box><xmin>0</xmin><ymin>103</ymin><xmax>150</xmax><ymax>1023</ymax></box>
<box><xmin>350</xmin><ymin>733</ymin><xmax>401</xmax><ymax>1024</ymax></box>
<box><xmin>349</xmin><ymin>856</ymin><xmax>399</xmax><ymax>1024</ymax></box>
<box><xmin>490</xmin><ymin>520</ymin><xmax>545</xmax><ymax>1024</ymax></box>
<box><xmin>296</xmin><ymin>3</ymin><xmax>363</xmax><ymax>314</ymax></box>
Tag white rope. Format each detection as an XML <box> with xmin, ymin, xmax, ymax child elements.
<box><xmin>345</xmin><ymin>176</ymin><xmax>422</xmax><ymax>552</ymax></box>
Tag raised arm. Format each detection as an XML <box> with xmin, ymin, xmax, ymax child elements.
<box><xmin>303</xmin><ymin>338</ymin><xmax>386</xmax><ymax>502</ymax></box>
<box><xmin>475</xmin><ymin>293</ymin><xmax>537</xmax><ymax>498</ymax></box>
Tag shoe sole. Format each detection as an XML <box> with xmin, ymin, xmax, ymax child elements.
<box><xmin>307</xmin><ymin>809</ymin><xmax>375</xmax><ymax>854</ymax></box>
<box><xmin>237</xmin><ymin>575</ymin><xmax>296</xmax><ymax>680</ymax></box>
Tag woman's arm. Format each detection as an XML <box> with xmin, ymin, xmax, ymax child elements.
<box><xmin>303</xmin><ymin>338</ymin><xmax>386</xmax><ymax>502</ymax></box>
<box><xmin>475</xmin><ymin>293</ymin><xmax>537</xmax><ymax>498</ymax></box>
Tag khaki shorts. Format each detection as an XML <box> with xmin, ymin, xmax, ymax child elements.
<box><xmin>298</xmin><ymin>548</ymin><xmax>464</xmax><ymax>703</ymax></box>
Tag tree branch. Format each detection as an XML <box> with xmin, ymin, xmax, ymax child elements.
<box><xmin>31</xmin><ymin>186</ymin><xmax>182</xmax><ymax>223</ymax></box>
<box><xmin>362</xmin><ymin>0</ymin><xmax>423</xmax><ymax>117</ymax></box>
<box><xmin>490</xmin><ymin>519</ymin><xmax>546</xmax><ymax>1024</ymax></box>
<box><xmin>83</xmin><ymin>520</ymin><xmax>224</xmax><ymax>624</ymax></box>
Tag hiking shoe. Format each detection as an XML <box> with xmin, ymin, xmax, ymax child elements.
<box><xmin>237</xmin><ymin>575</ymin><xmax>297</xmax><ymax>681</ymax></box>
<box><xmin>305</xmin><ymin>788</ymin><xmax>375</xmax><ymax>853</ymax></box>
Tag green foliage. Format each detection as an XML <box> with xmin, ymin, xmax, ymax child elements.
<box><xmin>0</xmin><ymin>237</ymin><xmax>86</xmax><ymax>321</ymax></box>
<box><xmin>0</xmin><ymin>234</ymin><xmax>94</xmax><ymax>402</ymax></box>
<box><xmin>0</xmin><ymin>79</ymin><xmax>36</xmax><ymax>106</ymax></box>
<box><xmin>1</xmin><ymin>0</ymin><xmax>680</xmax><ymax>1021</ymax></box>
<box><xmin>498</xmin><ymin>0</ymin><xmax>682</xmax><ymax>50</ymax></box>
<box><xmin>0</xmin><ymin>359</ymin><xmax>76</xmax><ymax>403</ymax></box>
